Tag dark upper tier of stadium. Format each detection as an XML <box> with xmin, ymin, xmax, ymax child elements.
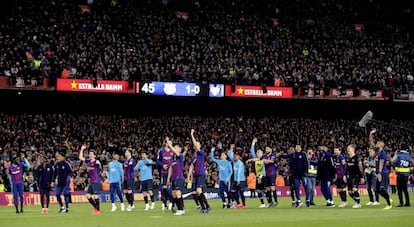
<box><xmin>0</xmin><ymin>0</ymin><xmax>413</xmax><ymax>97</ymax></box>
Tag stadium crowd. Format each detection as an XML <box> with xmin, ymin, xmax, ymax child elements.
<box><xmin>0</xmin><ymin>112</ymin><xmax>413</xmax><ymax>192</ymax></box>
<box><xmin>0</xmin><ymin>0</ymin><xmax>413</xmax><ymax>96</ymax></box>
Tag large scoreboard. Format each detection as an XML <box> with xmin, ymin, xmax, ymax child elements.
<box><xmin>137</xmin><ymin>82</ymin><xmax>225</xmax><ymax>98</ymax></box>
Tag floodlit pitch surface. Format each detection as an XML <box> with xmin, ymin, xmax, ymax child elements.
<box><xmin>0</xmin><ymin>194</ymin><xmax>413</xmax><ymax>227</ymax></box>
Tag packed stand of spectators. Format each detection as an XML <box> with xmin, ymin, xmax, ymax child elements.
<box><xmin>0</xmin><ymin>0</ymin><xmax>413</xmax><ymax>95</ymax></box>
<box><xmin>1</xmin><ymin>112</ymin><xmax>413</xmax><ymax>192</ymax></box>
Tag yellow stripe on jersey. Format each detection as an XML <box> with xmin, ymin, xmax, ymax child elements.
<box><xmin>395</xmin><ymin>167</ymin><xmax>410</xmax><ymax>173</ymax></box>
<box><xmin>364</xmin><ymin>167</ymin><xmax>376</xmax><ymax>173</ymax></box>
<box><xmin>308</xmin><ymin>169</ymin><xmax>317</xmax><ymax>174</ymax></box>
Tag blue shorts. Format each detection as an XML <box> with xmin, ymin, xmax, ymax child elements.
<box><xmin>141</xmin><ymin>179</ymin><xmax>153</xmax><ymax>192</ymax></box>
<box><xmin>219</xmin><ymin>180</ymin><xmax>231</xmax><ymax>191</ymax></box>
<box><xmin>87</xmin><ymin>182</ymin><xmax>101</xmax><ymax>194</ymax></box>
<box><xmin>160</xmin><ymin>173</ymin><xmax>168</xmax><ymax>187</ymax></box>
<box><xmin>231</xmin><ymin>181</ymin><xmax>246</xmax><ymax>192</ymax></box>
<box><xmin>12</xmin><ymin>183</ymin><xmax>24</xmax><ymax>196</ymax></box>
<box><xmin>264</xmin><ymin>174</ymin><xmax>276</xmax><ymax>187</ymax></box>
<box><xmin>172</xmin><ymin>179</ymin><xmax>185</xmax><ymax>191</ymax></box>
<box><xmin>39</xmin><ymin>188</ymin><xmax>51</xmax><ymax>195</ymax></box>
<box><xmin>123</xmin><ymin>178</ymin><xmax>135</xmax><ymax>190</ymax></box>
<box><xmin>192</xmin><ymin>175</ymin><xmax>206</xmax><ymax>191</ymax></box>
<box><xmin>377</xmin><ymin>173</ymin><xmax>389</xmax><ymax>190</ymax></box>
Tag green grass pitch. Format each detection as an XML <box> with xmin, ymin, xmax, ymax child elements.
<box><xmin>0</xmin><ymin>194</ymin><xmax>413</xmax><ymax>227</ymax></box>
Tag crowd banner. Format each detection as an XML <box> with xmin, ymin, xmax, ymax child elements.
<box><xmin>394</xmin><ymin>90</ymin><xmax>414</xmax><ymax>102</ymax></box>
<box><xmin>299</xmin><ymin>88</ymin><xmax>387</xmax><ymax>100</ymax></box>
<box><xmin>0</xmin><ymin>191</ymin><xmax>144</xmax><ymax>206</ymax></box>
<box><xmin>56</xmin><ymin>78</ymin><xmax>135</xmax><ymax>93</ymax></box>
<box><xmin>224</xmin><ymin>85</ymin><xmax>293</xmax><ymax>98</ymax></box>
<box><xmin>0</xmin><ymin>76</ymin><xmax>52</xmax><ymax>90</ymax></box>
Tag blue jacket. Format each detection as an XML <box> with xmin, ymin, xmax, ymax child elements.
<box><xmin>317</xmin><ymin>151</ymin><xmax>336</xmax><ymax>181</ymax></box>
<box><xmin>393</xmin><ymin>150</ymin><xmax>411</xmax><ymax>176</ymax></box>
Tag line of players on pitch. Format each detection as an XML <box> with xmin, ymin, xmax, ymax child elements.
<box><xmin>10</xmin><ymin>128</ymin><xmax>410</xmax><ymax>215</ymax></box>
<box><xmin>107</xmin><ymin>128</ymin><xmax>411</xmax><ymax>214</ymax></box>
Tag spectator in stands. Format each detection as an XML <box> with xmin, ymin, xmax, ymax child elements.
<box><xmin>0</xmin><ymin>111</ymin><xmax>413</xmax><ymax>193</ymax></box>
<box><xmin>0</xmin><ymin>0</ymin><xmax>412</xmax><ymax>97</ymax></box>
